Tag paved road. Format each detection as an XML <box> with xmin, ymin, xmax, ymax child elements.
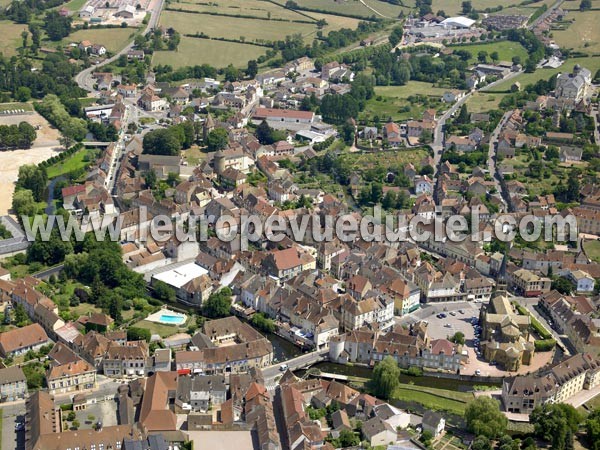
<box><xmin>487</xmin><ymin>110</ymin><xmax>513</xmax><ymax>210</ymax></box>
<box><xmin>431</xmin><ymin>94</ymin><xmax>471</xmax><ymax>173</ymax></box>
<box><xmin>263</xmin><ymin>349</ymin><xmax>328</xmax><ymax>382</ymax></box>
<box><xmin>510</xmin><ymin>295</ymin><xmax>573</xmax><ymax>356</ymax></box>
<box><xmin>74</xmin><ymin>0</ymin><xmax>165</xmax><ymax>92</ymax></box>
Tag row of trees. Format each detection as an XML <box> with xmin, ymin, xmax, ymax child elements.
<box><xmin>0</xmin><ymin>121</ymin><xmax>36</xmax><ymax>149</ymax></box>
<box><xmin>35</xmin><ymin>94</ymin><xmax>87</xmax><ymax>148</ymax></box>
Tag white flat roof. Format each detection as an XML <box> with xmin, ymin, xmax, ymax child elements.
<box><xmin>441</xmin><ymin>16</ymin><xmax>476</xmax><ymax>28</ymax></box>
<box><xmin>152</xmin><ymin>262</ymin><xmax>208</xmax><ymax>289</ymax></box>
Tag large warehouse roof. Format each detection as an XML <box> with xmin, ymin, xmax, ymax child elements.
<box><xmin>441</xmin><ymin>16</ymin><xmax>476</xmax><ymax>28</ymax></box>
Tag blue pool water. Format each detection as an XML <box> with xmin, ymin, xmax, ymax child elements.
<box><xmin>159</xmin><ymin>314</ymin><xmax>185</xmax><ymax>325</ymax></box>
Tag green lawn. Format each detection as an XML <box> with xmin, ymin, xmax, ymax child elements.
<box><xmin>60</xmin><ymin>28</ymin><xmax>137</xmax><ymax>53</ymax></box>
<box><xmin>0</xmin><ymin>102</ymin><xmax>33</xmax><ymax>112</ymax></box>
<box><xmin>0</xmin><ymin>21</ymin><xmax>28</xmax><ymax>57</ymax></box>
<box><xmin>153</xmin><ymin>37</ymin><xmax>267</xmax><ymax>68</ymax></box>
<box><xmin>361</xmin><ymin>82</ymin><xmax>448</xmax><ymax>123</ymax></box>
<box><xmin>392</xmin><ymin>384</ymin><xmax>473</xmax><ymax>416</ymax></box>
<box><xmin>132</xmin><ymin>319</ymin><xmax>186</xmax><ymax>338</ymax></box>
<box><xmin>449</xmin><ymin>41</ymin><xmax>528</xmax><ymax>65</ymax></box>
<box><xmin>63</xmin><ymin>0</ymin><xmax>88</xmax><ymax>11</ymax></box>
<box><xmin>491</xmin><ymin>57</ymin><xmax>600</xmax><ymax>92</ymax></box>
<box><xmin>340</xmin><ymin>148</ymin><xmax>430</xmax><ymax>171</ymax></box>
<box><xmin>465</xmin><ymin>92</ymin><xmax>508</xmax><ymax>113</ymax></box>
<box><xmin>553</xmin><ymin>10</ymin><xmax>600</xmax><ymax>55</ymax></box>
<box><xmin>46</xmin><ymin>148</ymin><xmax>94</xmax><ymax>179</ymax></box>
<box><xmin>584</xmin><ymin>240</ymin><xmax>600</xmax><ymax>263</ymax></box>
<box><xmin>295</xmin><ymin>0</ymin><xmax>379</xmax><ymax>18</ymax></box>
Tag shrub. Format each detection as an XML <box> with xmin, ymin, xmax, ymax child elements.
<box><xmin>534</xmin><ymin>339</ymin><xmax>556</xmax><ymax>352</ymax></box>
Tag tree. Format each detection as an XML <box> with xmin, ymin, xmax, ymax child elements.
<box><xmin>552</xmin><ymin>277</ymin><xmax>574</xmax><ymax>295</ymax></box>
<box><xmin>202</xmin><ymin>287</ymin><xmax>232</xmax><ymax>318</ymax></box>
<box><xmin>457</xmin><ymin>103</ymin><xmax>469</xmax><ymax>124</ymax></box>
<box><xmin>586</xmin><ymin>409</ymin><xmax>600</xmax><ymax>450</ymax></box>
<box><xmin>44</xmin><ymin>11</ymin><xmax>72</xmax><ymax>41</ymax></box>
<box><xmin>531</xmin><ymin>403</ymin><xmax>582</xmax><ymax>450</ymax></box>
<box><xmin>144</xmin><ymin>169</ymin><xmax>157</xmax><ymax>189</ymax></box>
<box><xmin>420</xmin><ymin>165</ymin><xmax>434</xmax><ymax>176</ymax></box>
<box><xmin>477</xmin><ymin>50</ymin><xmax>488</xmax><ymax>63</ymax></box>
<box><xmin>143</xmin><ymin>128</ymin><xmax>182</xmax><ymax>156</ymax></box>
<box><xmin>462</xmin><ymin>1</ymin><xmax>472</xmax><ymax>14</ymax></box>
<box><xmin>338</xmin><ymin>429</ymin><xmax>360</xmax><ymax>447</ymax></box>
<box><xmin>465</xmin><ymin>397</ymin><xmax>507</xmax><ymax>439</ymax></box>
<box><xmin>12</xmin><ymin>189</ymin><xmax>37</xmax><ymax>217</ymax></box>
<box><xmin>15</xmin><ymin>86</ymin><xmax>31</xmax><ymax>102</ymax></box>
<box><xmin>580</xmin><ymin>0</ymin><xmax>592</xmax><ymax>10</ymax></box>
<box><xmin>490</xmin><ymin>51</ymin><xmax>499</xmax><ymax>63</ymax></box>
<box><xmin>472</xmin><ymin>436</ymin><xmax>492</xmax><ymax>450</ymax></box>
<box><xmin>389</xmin><ymin>25</ymin><xmax>404</xmax><ymax>48</ymax></box>
<box><xmin>206</xmin><ymin>128</ymin><xmax>229</xmax><ymax>152</ymax></box>
<box><xmin>246</xmin><ymin>60</ymin><xmax>258</xmax><ymax>79</ymax></box>
<box><xmin>371</xmin><ymin>355</ymin><xmax>400</xmax><ymax>399</ymax></box>
<box><xmin>153</xmin><ymin>280</ymin><xmax>176</xmax><ymax>302</ymax></box>
<box><xmin>223</xmin><ymin>64</ymin><xmax>240</xmax><ymax>82</ymax></box>
<box><xmin>450</xmin><ymin>331</ymin><xmax>465</xmax><ymax>345</ymax></box>
<box><xmin>14</xmin><ymin>303</ymin><xmax>29</xmax><ymax>326</ymax></box>
<box><xmin>17</xmin><ymin>165</ymin><xmax>47</xmax><ymax>202</ymax></box>
<box><xmin>127</xmin><ymin>327</ymin><xmax>151</xmax><ymax>342</ymax></box>
<box><xmin>251</xmin><ymin>312</ymin><xmax>276</xmax><ymax>333</ymax></box>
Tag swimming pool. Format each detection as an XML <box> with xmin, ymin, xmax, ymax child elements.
<box><xmin>159</xmin><ymin>314</ymin><xmax>186</xmax><ymax>325</ymax></box>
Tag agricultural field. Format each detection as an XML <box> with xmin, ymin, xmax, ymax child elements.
<box><xmin>0</xmin><ymin>21</ymin><xmax>28</xmax><ymax>56</ymax></box>
<box><xmin>153</xmin><ymin>37</ymin><xmax>267</xmax><ymax>68</ymax></box>
<box><xmin>491</xmin><ymin>57</ymin><xmax>600</xmax><ymax>92</ymax></box>
<box><xmin>361</xmin><ymin>82</ymin><xmax>448</xmax><ymax>122</ymax></box>
<box><xmin>553</xmin><ymin>10</ymin><xmax>600</xmax><ymax>56</ymax></box>
<box><xmin>431</xmin><ymin>0</ymin><xmax>552</xmax><ymax>16</ymax></box>
<box><xmin>449</xmin><ymin>41</ymin><xmax>528</xmax><ymax>64</ymax></box>
<box><xmin>62</xmin><ymin>28</ymin><xmax>138</xmax><ymax>53</ymax></box>
<box><xmin>296</xmin><ymin>0</ymin><xmax>386</xmax><ymax>18</ymax></box>
<box><xmin>465</xmin><ymin>92</ymin><xmax>508</xmax><ymax>113</ymax></box>
<box><xmin>169</xmin><ymin>0</ymin><xmax>310</xmax><ymax>21</ymax></box>
<box><xmin>160</xmin><ymin>10</ymin><xmax>317</xmax><ymax>42</ymax></box>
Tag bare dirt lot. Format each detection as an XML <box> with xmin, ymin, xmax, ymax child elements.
<box><xmin>0</xmin><ymin>111</ymin><xmax>62</xmax><ymax>215</ymax></box>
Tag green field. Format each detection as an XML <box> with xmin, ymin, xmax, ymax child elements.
<box><xmin>553</xmin><ymin>10</ymin><xmax>600</xmax><ymax>55</ymax></box>
<box><xmin>392</xmin><ymin>384</ymin><xmax>473</xmax><ymax>416</ymax></box>
<box><xmin>296</xmin><ymin>0</ymin><xmax>382</xmax><ymax>18</ymax></box>
<box><xmin>61</xmin><ymin>28</ymin><xmax>137</xmax><ymax>53</ymax></box>
<box><xmin>341</xmin><ymin>147</ymin><xmax>430</xmax><ymax>171</ymax></box>
<box><xmin>46</xmin><ymin>149</ymin><xmax>93</xmax><ymax>179</ymax></box>
<box><xmin>153</xmin><ymin>37</ymin><xmax>267</xmax><ymax>68</ymax></box>
<box><xmin>583</xmin><ymin>240</ymin><xmax>600</xmax><ymax>263</ymax></box>
<box><xmin>160</xmin><ymin>10</ymin><xmax>317</xmax><ymax>42</ymax></box>
<box><xmin>465</xmin><ymin>92</ymin><xmax>508</xmax><ymax>113</ymax></box>
<box><xmin>449</xmin><ymin>41</ymin><xmax>528</xmax><ymax>65</ymax></box>
<box><xmin>492</xmin><ymin>57</ymin><xmax>600</xmax><ymax>92</ymax></box>
<box><xmin>432</xmin><ymin>0</ymin><xmax>551</xmax><ymax>16</ymax></box>
<box><xmin>0</xmin><ymin>21</ymin><xmax>28</xmax><ymax>56</ymax></box>
<box><xmin>63</xmin><ymin>0</ymin><xmax>93</xmax><ymax>11</ymax></box>
<box><xmin>169</xmin><ymin>0</ymin><xmax>311</xmax><ymax>21</ymax></box>
<box><xmin>361</xmin><ymin>81</ymin><xmax>448</xmax><ymax>122</ymax></box>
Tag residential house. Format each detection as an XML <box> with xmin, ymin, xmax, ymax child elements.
<box><xmin>0</xmin><ymin>366</ymin><xmax>27</xmax><ymax>402</ymax></box>
<box><xmin>46</xmin><ymin>360</ymin><xmax>96</xmax><ymax>395</ymax></box>
<box><xmin>422</xmin><ymin>411</ymin><xmax>445</xmax><ymax>438</ymax></box>
<box><xmin>0</xmin><ymin>324</ymin><xmax>49</xmax><ymax>357</ymax></box>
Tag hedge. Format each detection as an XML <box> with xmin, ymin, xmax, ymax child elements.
<box><xmin>534</xmin><ymin>339</ymin><xmax>556</xmax><ymax>352</ymax></box>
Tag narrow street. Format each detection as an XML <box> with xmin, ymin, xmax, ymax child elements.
<box><xmin>488</xmin><ymin>110</ymin><xmax>513</xmax><ymax>210</ymax></box>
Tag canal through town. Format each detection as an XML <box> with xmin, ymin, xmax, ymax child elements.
<box><xmin>268</xmin><ymin>332</ymin><xmax>501</xmax><ymax>391</ymax></box>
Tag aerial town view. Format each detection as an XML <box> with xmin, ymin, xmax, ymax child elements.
<box><xmin>1</xmin><ymin>0</ymin><xmax>600</xmax><ymax>449</ymax></box>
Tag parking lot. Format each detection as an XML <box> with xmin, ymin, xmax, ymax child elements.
<box><xmin>402</xmin><ymin>300</ymin><xmax>554</xmax><ymax>377</ymax></box>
